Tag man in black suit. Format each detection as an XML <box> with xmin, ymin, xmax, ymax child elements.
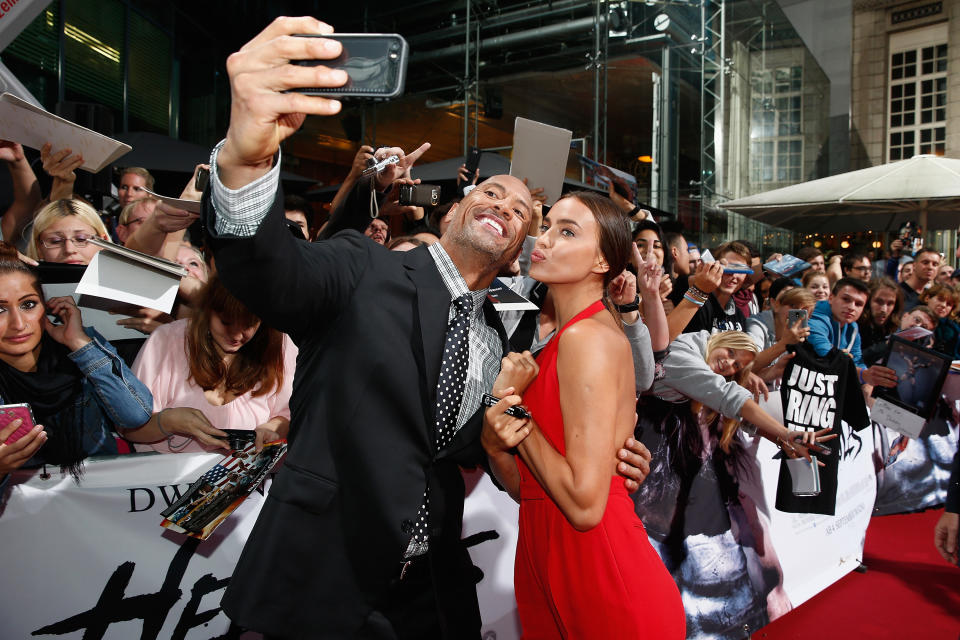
<box><xmin>935</xmin><ymin>447</ymin><xmax>959</xmax><ymax>566</ymax></box>
<box><xmin>205</xmin><ymin>17</ymin><xmax>651</xmax><ymax>639</ymax></box>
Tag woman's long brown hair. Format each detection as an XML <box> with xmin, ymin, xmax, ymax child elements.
<box><xmin>186</xmin><ymin>275</ymin><xmax>285</xmax><ymax>397</ymax></box>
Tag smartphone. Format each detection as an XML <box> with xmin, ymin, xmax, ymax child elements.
<box><xmin>787</xmin><ymin>456</ymin><xmax>821</xmax><ymax>497</ymax></box>
<box><xmin>221</xmin><ymin>429</ymin><xmax>256</xmax><ymax>451</ymax></box>
<box><xmin>291</xmin><ymin>33</ymin><xmax>409</xmax><ymax>100</ymax></box>
<box><xmin>787</xmin><ymin>308</ymin><xmax>808</xmax><ymax>329</ymax></box>
<box><xmin>464</xmin><ymin>147</ymin><xmax>481</xmax><ymax>178</ymax></box>
<box><xmin>195</xmin><ymin>167</ymin><xmax>210</xmax><ymax>193</ymax></box>
<box><xmin>1</xmin><ymin>403</ymin><xmax>36</xmax><ymax>445</ymax></box>
<box><xmin>398</xmin><ymin>183</ymin><xmax>440</xmax><ymax>207</ymax></box>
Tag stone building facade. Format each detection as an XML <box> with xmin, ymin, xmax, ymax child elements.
<box><xmin>852</xmin><ymin>0</ymin><xmax>960</xmax><ymax>169</ymax></box>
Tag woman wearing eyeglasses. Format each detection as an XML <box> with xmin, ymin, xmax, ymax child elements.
<box><xmin>27</xmin><ymin>199</ymin><xmax>110</xmax><ymax>265</ymax></box>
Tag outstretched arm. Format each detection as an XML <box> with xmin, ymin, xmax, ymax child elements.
<box><xmin>0</xmin><ymin>141</ymin><xmax>41</xmax><ymax>245</ymax></box>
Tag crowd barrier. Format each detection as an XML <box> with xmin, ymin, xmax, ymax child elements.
<box><xmin>1</xmin><ymin>405</ymin><xmax>955</xmax><ymax>640</ymax></box>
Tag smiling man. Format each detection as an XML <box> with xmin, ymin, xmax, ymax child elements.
<box><xmin>808</xmin><ymin>277</ymin><xmax>898</xmax><ymax>389</ymax></box>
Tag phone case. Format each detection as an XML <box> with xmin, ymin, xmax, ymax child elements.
<box><xmin>1</xmin><ymin>403</ymin><xmax>36</xmax><ymax>445</ymax></box>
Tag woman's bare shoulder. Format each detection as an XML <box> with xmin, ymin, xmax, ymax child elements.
<box><xmin>559</xmin><ymin>316</ymin><xmax>631</xmax><ymax>367</ymax></box>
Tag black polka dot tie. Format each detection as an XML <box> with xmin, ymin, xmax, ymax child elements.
<box><xmin>434</xmin><ymin>293</ymin><xmax>472</xmax><ymax>449</ymax></box>
<box><xmin>407</xmin><ymin>293</ymin><xmax>473</xmax><ymax>555</ymax></box>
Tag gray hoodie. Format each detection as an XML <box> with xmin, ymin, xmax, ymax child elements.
<box><xmin>652</xmin><ymin>331</ymin><xmax>752</xmax><ymax>419</ymax></box>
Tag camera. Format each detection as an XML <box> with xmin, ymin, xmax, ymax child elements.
<box><xmin>398</xmin><ymin>183</ymin><xmax>440</xmax><ymax>207</ymax></box>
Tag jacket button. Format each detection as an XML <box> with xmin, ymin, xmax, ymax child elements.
<box><xmin>401</xmin><ymin>519</ymin><xmax>414</xmax><ymax>534</ymax></box>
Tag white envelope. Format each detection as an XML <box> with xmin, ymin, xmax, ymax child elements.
<box><xmin>142</xmin><ymin>188</ymin><xmax>203</xmax><ymax>214</ymax></box>
<box><xmin>0</xmin><ymin>92</ymin><xmax>131</xmax><ymax>173</ymax></box>
<box><xmin>76</xmin><ymin>251</ymin><xmax>182</xmax><ymax>314</ymax></box>
<box><xmin>509</xmin><ymin>117</ymin><xmax>572</xmax><ymax>206</ymax></box>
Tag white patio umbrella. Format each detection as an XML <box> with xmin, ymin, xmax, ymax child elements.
<box><xmin>720</xmin><ymin>155</ymin><xmax>960</xmax><ymax>232</ymax></box>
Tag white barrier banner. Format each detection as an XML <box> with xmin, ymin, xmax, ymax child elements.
<box><xmin>0</xmin><ymin>453</ymin><xmax>260</xmax><ymax>640</ymax></box>
<box><xmin>2</xmin><ymin>432</ymin><xmax>877</xmax><ymax>640</ymax></box>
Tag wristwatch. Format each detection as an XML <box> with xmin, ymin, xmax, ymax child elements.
<box><xmin>615</xmin><ymin>295</ymin><xmax>640</xmax><ymax>313</ymax></box>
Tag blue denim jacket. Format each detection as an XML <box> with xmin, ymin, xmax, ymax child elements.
<box><xmin>3</xmin><ymin>327</ymin><xmax>153</xmax><ymax>462</ymax></box>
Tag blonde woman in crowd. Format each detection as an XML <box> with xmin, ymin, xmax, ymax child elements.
<box><xmin>27</xmin><ymin>199</ymin><xmax>110</xmax><ymax>265</ymax></box>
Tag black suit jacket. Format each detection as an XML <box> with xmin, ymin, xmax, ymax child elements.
<box><xmin>205</xmin><ymin>179</ymin><xmax>500</xmax><ymax>638</ymax></box>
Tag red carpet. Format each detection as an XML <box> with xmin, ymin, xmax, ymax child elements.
<box><xmin>755</xmin><ymin>508</ymin><xmax>960</xmax><ymax>640</ymax></box>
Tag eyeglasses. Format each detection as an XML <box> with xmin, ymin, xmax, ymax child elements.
<box><xmin>850</xmin><ymin>266</ymin><xmax>871</xmax><ymax>273</ymax></box>
<box><xmin>39</xmin><ymin>233</ymin><xmax>96</xmax><ymax>250</ymax></box>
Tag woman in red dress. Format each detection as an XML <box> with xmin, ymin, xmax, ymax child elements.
<box><xmin>483</xmin><ymin>191</ymin><xmax>686</xmax><ymax>639</ymax></box>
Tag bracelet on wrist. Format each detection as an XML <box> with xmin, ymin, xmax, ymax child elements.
<box><xmin>687</xmin><ymin>284</ymin><xmax>709</xmax><ymax>301</ymax></box>
<box><xmin>683</xmin><ymin>293</ymin><xmax>705</xmax><ymax>308</ymax></box>
<box><xmin>684</xmin><ymin>288</ymin><xmax>708</xmax><ymax>304</ymax></box>
<box><xmin>615</xmin><ymin>295</ymin><xmax>641</xmax><ymax>313</ymax></box>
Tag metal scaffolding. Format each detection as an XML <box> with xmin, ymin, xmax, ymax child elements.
<box><xmin>699</xmin><ymin>0</ymin><xmax>726</xmax><ymax>208</ymax></box>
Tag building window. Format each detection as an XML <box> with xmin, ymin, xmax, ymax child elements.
<box><xmin>750</xmin><ymin>65</ymin><xmax>803</xmax><ymax>183</ymax></box>
<box><xmin>888</xmin><ymin>25</ymin><xmax>947</xmax><ymax>161</ymax></box>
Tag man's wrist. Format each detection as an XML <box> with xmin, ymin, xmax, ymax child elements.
<box><xmin>216</xmin><ymin>140</ymin><xmax>275</xmax><ymax>190</ymax></box>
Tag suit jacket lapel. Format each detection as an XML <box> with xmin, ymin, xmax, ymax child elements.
<box><xmin>403</xmin><ymin>247</ymin><xmax>449</xmax><ymax>452</ymax></box>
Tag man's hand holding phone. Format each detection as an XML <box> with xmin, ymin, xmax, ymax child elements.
<box><xmin>218</xmin><ymin>17</ymin><xmax>348</xmax><ymax>189</ymax></box>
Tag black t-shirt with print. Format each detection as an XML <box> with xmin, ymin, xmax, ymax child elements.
<box><xmin>775</xmin><ymin>343</ymin><xmax>869</xmax><ymax>515</ymax></box>
<box><xmin>683</xmin><ymin>295</ymin><xmax>746</xmax><ymax>335</ymax></box>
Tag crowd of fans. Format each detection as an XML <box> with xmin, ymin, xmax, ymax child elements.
<box><xmin>0</xmin><ymin>18</ymin><xmax>957</xmax><ymax>632</ymax></box>
<box><xmin>1</xmin><ymin>121</ymin><xmax>958</xmax><ymax>518</ymax></box>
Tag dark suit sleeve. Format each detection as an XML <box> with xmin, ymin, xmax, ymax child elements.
<box><xmin>203</xmin><ymin>183</ymin><xmax>370</xmax><ymax>342</ymax></box>
<box><xmin>317</xmin><ymin>177</ymin><xmax>385</xmax><ymax>240</ymax></box>
<box><xmin>947</xmin><ymin>447</ymin><xmax>960</xmax><ymax>514</ymax></box>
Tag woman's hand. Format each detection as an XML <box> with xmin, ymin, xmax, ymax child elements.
<box><xmin>44</xmin><ymin>296</ymin><xmax>91</xmax><ymax>352</ymax></box>
<box><xmin>658</xmin><ymin>273</ymin><xmax>673</xmax><ymax>301</ymax></box>
<box><xmin>41</xmin><ymin>143</ymin><xmax>83</xmax><ymax>183</ymax></box>
<box><xmin>254</xmin><ymin>425</ymin><xmax>282</xmax><ymax>452</ymax></box>
<box><xmin>742</xmin><ymin>371</ymin><xmax>770</xmax><ymax>402</ymax></box>
<box><xmin>0</xmin><ymin>420</ymin><xmax>46</xmax><ymax>475</ymax></box>
<box><xmin>608</xmin><ymin>269</ymin><xmax>637</xmax><ymax>303</ymax></box>
<box><xmin>779</xmin><ymin>428</ymin><xmax>838</xmax><ymax>464</ymax></box>
<box><xmin>179</xmin><ymin>164</ymin><xmax>210</xmax><ymax>201</ymax></box>
<box><xmin>349</xmin><ymin>145</ymin><xmax>375</xmax><ymax>179</ymax></box>
<box><xmin>113</xmin><ymin>307</ymin><xmax>174</xmax><ymax>335</ymax></box>
<box><xmin>492</xmin><ymin>351</ymin><xmax>539</xmax><ymax>397</ymax></box>
<box><xmin>783</xmin><ymin>317</ymin><xmax>810</xmax><ymax>345</ymax></box>
<box><xmin>636</xmin><ymin>244</ymin><xmax>663</xmax><ymax>301</ymax></box>
<box><xmin>161</xmin><ymin>408</ymin><xmax>229</xmax><ymax>449</ymax></box>
<box><xmin>689</xmin><ymin>260</ymin><xmax>723</xmax><ymax>295</ymax></box>
<box><xmin>480</xmin><ymin>388</ymin><xmax>532</xmax><ymax>456</ymax></box>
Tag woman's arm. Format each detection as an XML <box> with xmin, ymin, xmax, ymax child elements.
<box><xmin>739</xmin><ymin>399</ymin><xmax>832</xmax><ymax>461</ymax></box>
<box><xmin>753</xmin><ymin>318</ymin><xmax>809</xmax><ymax>371</ymax></box>
<box><xmin>45</xmin><ymin>298</ymin><xmax>153</xmax><ymax>430</ymax></box>
<box><xmin>328</xmin><ymin>146</ymin><xmax>374</xmax><ymax>216</ymax></box>
<box><xmin>666</xmin><ymin>261</ymin><xmax>724</xmax><ymax>342</ymax></box>
<box><xmin>118</xmin><ymin>407</ymin><xmax>229</xmax><ymax>449</ymax></box>
<box><xmin>516</xmin><ymin>323</ymin><xmax>632</xmax><ymax>531</ymax></box>
<box><xmin>0</xmin><ymin>141</ymin><xmax>41</xmax><ymax>245</ymax></box>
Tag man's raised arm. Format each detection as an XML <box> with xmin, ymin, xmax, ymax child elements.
<box><xmin>216</xmin><ymin>17</ymin><xmax>346</xmax><ymax>189</ymax></box>
<box><xmin>208</xmin><ymin>17</ymin><xmax>348</xmax><ymax>237</ymax></box>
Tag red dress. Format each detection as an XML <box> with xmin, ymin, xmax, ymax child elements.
<box><xmin>514</xmin><ymin>300</ymin><xmax>685</xmax><ymax>639</ymax></box>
